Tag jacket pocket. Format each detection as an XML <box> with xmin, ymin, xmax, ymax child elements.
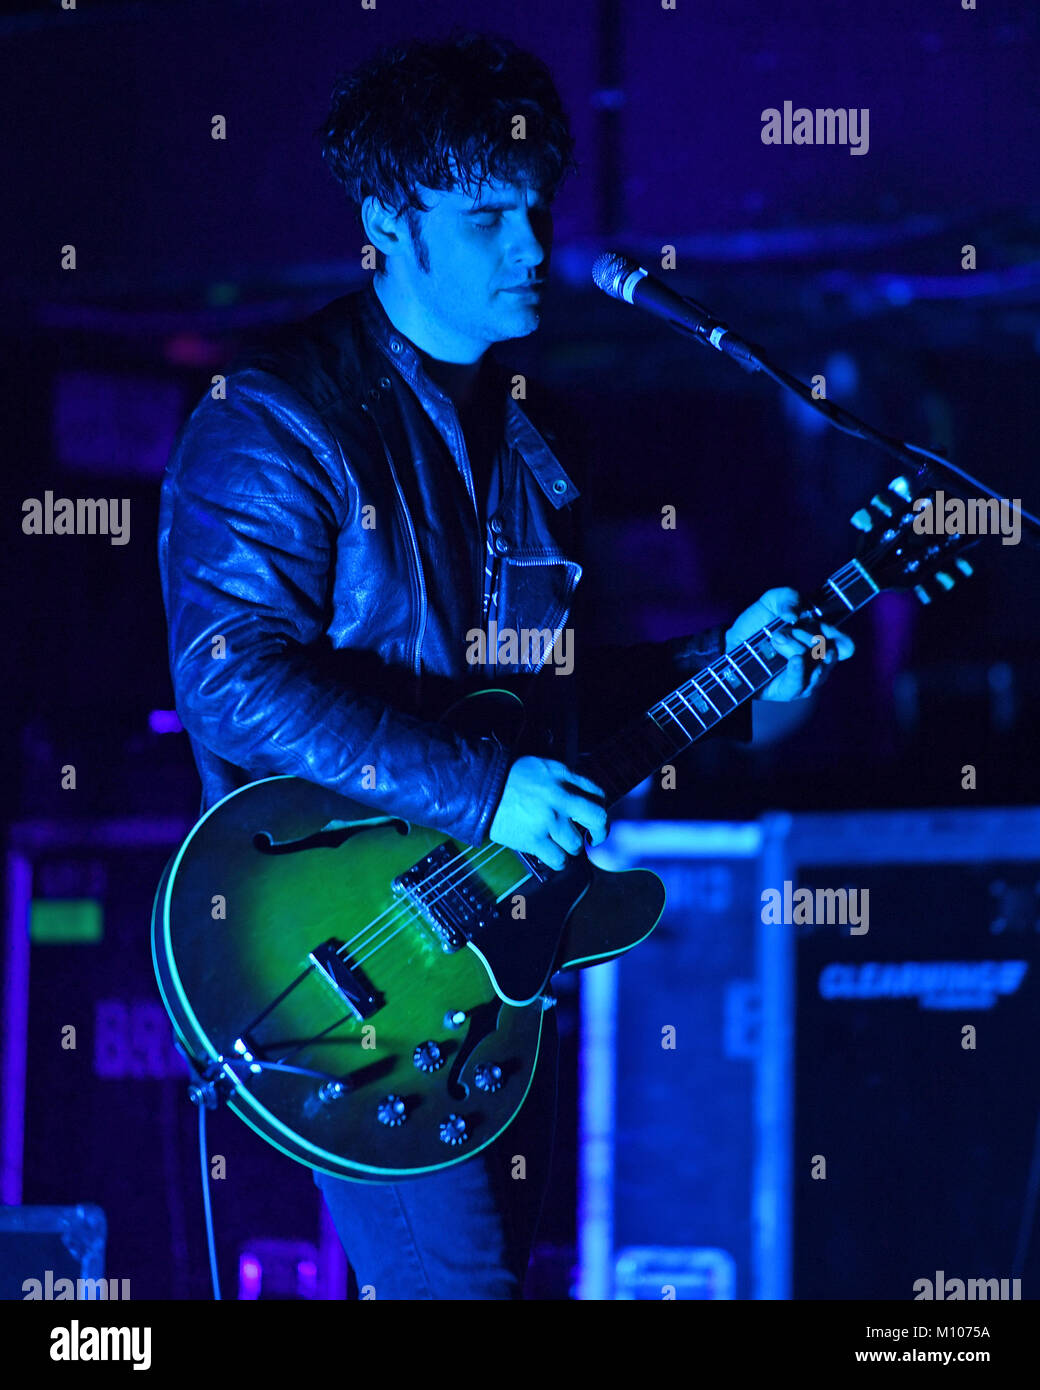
<box><xmin>492</xmin><ymin>549</ymin><xmax>583</xmax><ymax>675</ymax></box>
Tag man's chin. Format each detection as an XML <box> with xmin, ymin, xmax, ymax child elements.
<box><xmin>494</xmin><ymin>303</ymin><xmax>542</xmax><ymax>341</ymax></box>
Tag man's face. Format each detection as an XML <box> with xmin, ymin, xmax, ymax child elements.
<box><xmin>385</xmin><ymin>177</ymin><xmax>553</xmax><ymax>360</ymax></box>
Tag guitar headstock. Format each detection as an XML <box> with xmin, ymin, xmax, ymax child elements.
<box><xmin>850</xmin><ymin>471</ymin><xmax>977</xmax><ymax>604</ymax></box>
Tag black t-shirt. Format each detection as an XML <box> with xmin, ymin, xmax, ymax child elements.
<box><xmin>416</xmin><ymin>348</ymin><xmax>506</xmax><ymax>523</ymax></box>
<box><xmin>458</xmin><ymin>373</ymin><xmax>506</xmax><ymax>521</ymax></box>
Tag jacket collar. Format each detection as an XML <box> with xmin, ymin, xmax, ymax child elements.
<box><xmin>358</xmin><ymin>278</ymin><xmax>437</xmax><ymax>402</ymax></box>
<box><xmin>357</xmin><ymin>279</ymin><xmax>579</xmax><ymax>511</ymax></box>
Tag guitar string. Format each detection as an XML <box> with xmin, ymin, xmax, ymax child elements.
<box><xmin>248</xmin><ymin>588</ymin><xmax>869</xmax><ymax>1045</ymax></box>
<box><xmin>333</xmin><ymin>596</ymin><xmax>862</xmax><ymax>974</ymax></box>
<box><xmin>337</xmin><ymin>625</ymin><xmax>788</xmax><ymax>970</ymax></box>
<box><xmin>240</xmin><ymin>566</ymin><xmax>879</xmax><ymax>1067</ymax></box>
<box><xmin>300</xmin><ymin>587</ymin><xmax>864</xmax><ymax>988</ymax></box>
<box><xmin>327</xmin><ymin>611</ymin><xmax>810</xmax><ymax>975</ymax></box>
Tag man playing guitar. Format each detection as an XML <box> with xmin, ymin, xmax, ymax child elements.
<box><xmin>158</xmin><ymin>31</ymin><xmax>851</xmax><ymax>1299</ymax></box>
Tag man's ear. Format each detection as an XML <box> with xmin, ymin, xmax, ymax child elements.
<box><xmin>361</xmin><ymin>196</ymin><xmax>405</xmax><ymax>260</ymax></box>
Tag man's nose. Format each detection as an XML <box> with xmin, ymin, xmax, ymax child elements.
<box><xmin>511</xmin><ymin>213</ymin><xmax>548</xmax><ymax>266</ymax></box>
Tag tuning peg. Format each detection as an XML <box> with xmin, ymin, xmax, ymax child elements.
<box><xmin>851</xmin><ymin>508</ymin><xmax>873</xmax><ymax>532</ymax></box>
<box><xmin>870</xmin><ymin>494</ymin><xmax>893</xmax><ymax>517</ymax></box>
<box><xmin>914</xmin><ymin>584</ymin><xmax>931</xmax><ymax>605</ymax></box>
<box><xmin>955</xmin><ymin>557</ymin><xmax>973</xmax><ymax>577</ymax></box>
<box><xmin>935</xmin><ymin>571</ymin><xmax>954</xmax><ymax>590</ymax></box>
<box><xmin>889</xmin><ymin>476</ymin><xmax>912</xmax><ymax>501</ymax></box>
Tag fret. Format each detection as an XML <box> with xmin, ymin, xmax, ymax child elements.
<box><xmin>822</xmin><ymin>565</ymin><xmax>881</xmax><ymax>615</ymax></box>
<box><xmin>742</xmin><ymin>638</ymin><xmax>773</xmax><ymax>678</ymax></box>
<box><xmin>651</xmin><ymin>702</ymin><xmax>695</xmax><ymax>745</ymax></box>
<box><xmin>661</xmin><ymin>691</ymin><xmax>706</xmax><ymax>736</ymax></box>
<box><xmin>593</xmin><ymin>718</ymin><xmax>674</xmax><ymax>788</ymax></box>
<box><xmin>699</xmin><ymin>664</ymin><xmax>740</xmax><ymax>708</ymax></box>
<box><xmin>579</xmin><ymin>554</ymin><xmax>882</xmax><ymax>811</ymax></box>
<box><xmin>689</xmin><ymin>676</ymin><xmax>723</xmax><ymax>719</ymax></box>
<box><xmin>725</xmin><ymin>651</ymin><xmax>757</xmax><ymax>691</ymax></box>
<box><xmin>670</xmin><ymin>686</ymin><xmax>711</xmax><ymax>728</ymax></box>
<box><xmin>716</xmin><ymin>653</ymin><xmax>753</xmax><ymax>695</ymax></box>
<box><xmin>848</xmin><ymin>559</ymin><xmax>879</xmax><ymax>597</ymax></box>
<box><xmin>826</xmin><ymin>577</ymin><xmax>856</xmax><ymax>611</ymax></box>
<box><xmin>639</xmin><ymin>716</ymin><xmax>682</xmax><ymax>766</ymax></box>
<box><xmin>751</xmin><ymin>630</ymin><xmax>786</xmax><ymax>671</ymax></box>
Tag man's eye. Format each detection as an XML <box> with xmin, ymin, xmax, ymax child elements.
<box><xmin>472</xmin><ymin>215</ymin><xmax>501</xmax><ymax>231</ymax></box>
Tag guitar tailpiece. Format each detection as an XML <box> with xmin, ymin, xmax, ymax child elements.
<box><xmin>187</xmin><ymin>1058</ymin><xmax>235</xmax><ymax>1109</ymax></box>
<box><xmin>187</xmin><ymin>1079</ymin><xmax>222</xmax><ymax>1110</ymax></box>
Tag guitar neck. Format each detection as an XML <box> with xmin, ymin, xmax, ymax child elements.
<box><xmin>580</xmin><ymin>555</ymin><xmax>881</xmax><ymax>809</ymax></box>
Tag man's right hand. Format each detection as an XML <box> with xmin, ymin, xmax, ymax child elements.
<box><xmin>488</xmin><ymin>756</ymin><xmax>608</xmax><ymax>870</ymax></box>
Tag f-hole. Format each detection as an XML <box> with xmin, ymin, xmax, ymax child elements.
<box><xmin>253</xmin><ymin>817</ymin><xmax>410</xmax><ymax>855</ymax></box>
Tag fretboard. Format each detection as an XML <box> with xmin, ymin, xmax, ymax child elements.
<box><xmin>580</xmin><ymin>557</ymin><xmax>879</xmax><ymax>808</ymax></box>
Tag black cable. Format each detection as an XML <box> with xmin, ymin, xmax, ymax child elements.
<box><xmin>674</xmin><ymin>293</ymin><xmax>1040</xmax><ymax>544</ymax></box>
<box><xmin>185</xmin><ymin>1045</ymin><xmax>348</xmax><ymax>1301</ymax></box>
<box><xmin>197</xmin><ymin>1098</ymin><xmax>222</xmax><ymax>1300</ymax></box>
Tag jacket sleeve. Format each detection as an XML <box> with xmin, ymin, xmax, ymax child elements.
<box><xmin>159</xmin><ymin>370</ymin><xmax>510</xmax><ymax>846</ymax></box>
<box><xmin>575</xmin><ymin>627</ymin><xmax>754</xmax><ymax>749</ymax></box>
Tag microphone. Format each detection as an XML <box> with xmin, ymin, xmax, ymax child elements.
<box><xmin>591</xmin><ymin>251</ymin><xmax>761</xmax><ymax>371</ymax></box>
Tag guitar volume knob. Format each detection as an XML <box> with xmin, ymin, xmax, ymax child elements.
<box><xmin>377</xmin><ymin>1095</ymin><xmax>407</xmax><ymax>1126</ymax></box>
<box><xmin>412</xmin><ymin>1040</ymin><xmax>444</xmax><ymax>1072</ymax></box>
<box><xmin>474</xmin><ymin>1063</ymin><xmax>503</xmax><ymax>1093</ymax></box>
<box><xmin>438</xmin><ymin>1114</ymin><xmax>469</xmax><ymax>1145</ymax></box>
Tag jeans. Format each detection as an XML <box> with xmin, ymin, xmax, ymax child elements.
<box><xmin>313</xmin><ymin>1009</ymin><xmax>559</xmax><ymax>1299</ymax></box>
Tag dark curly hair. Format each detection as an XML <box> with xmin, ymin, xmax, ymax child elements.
<box><xmin>320</xmin><ymin>31</ymin><xmax>576</xmax><ymax>266</ymax></box>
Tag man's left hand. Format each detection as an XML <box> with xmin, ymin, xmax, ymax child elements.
<box><xmin>725</xmin><ymin>587</ymin><xmax>855</xmax><ymax>702</ymax></box>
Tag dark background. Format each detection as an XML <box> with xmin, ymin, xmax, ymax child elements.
<box><xmin>5</xmin><ymin>0</ymin><xmax>1039</xmax><ymax>822</ymax></box>
<box><xmin>2</xmin><ymin>0</ymin><xmax>1038</xmax><ymax>1301</ymax></box>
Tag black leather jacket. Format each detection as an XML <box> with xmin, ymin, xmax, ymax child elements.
<box><xmin>158</xmin><ymin>282</ymin><xmax>735</xmax><ymax>844</ymax></box>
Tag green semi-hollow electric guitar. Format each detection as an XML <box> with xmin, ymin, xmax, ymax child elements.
<box><xmin>151</xmin><ymin>472</ymin><xmax>972</xmax><ymax>1181</ymax></box>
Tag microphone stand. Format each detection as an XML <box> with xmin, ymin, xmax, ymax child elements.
<box><xmin>668</xmin><ymin>294</ymin><xmax>1040</xmax><ymax>550</ymax></box>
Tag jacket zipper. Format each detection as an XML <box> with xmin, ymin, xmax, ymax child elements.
<box><xmin>483</xmin><ymin>548</ymin><xmax>496</xmax><ymax>625</ymax></box>
<box><xmin>497</xmin><ymin>556</ymin><xmax>583</xmax><ymax>675</ymax></box>
<box><xmin>365</xmin><ymin>405</ymin><xmax>428</xmax><ymax>680</ymax></box>
<box><xmin>450</xmin><ymin>414</ymin><xmax>479</xmax><ymax>527</ymax></box>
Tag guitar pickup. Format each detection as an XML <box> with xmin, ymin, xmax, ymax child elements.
<box><xmin>308</xmin><ymin>939</ymin><xmax>381</xmax><ymax>1021</ymax></box>
<box><xmin>392</xmin><ymin>842</ymin><xmax>497</xmax><ymax>952</ymax></box>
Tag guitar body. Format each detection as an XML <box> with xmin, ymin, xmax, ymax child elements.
<box><xmin>153</xmin><ymin>467</ymin><xmax>974</xmax><ymax>1183</ymax></box>
<box><xmin>152</xmin><ymin>691</ymin><xmax>665</xmax><ymax>1182</ymax></box>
